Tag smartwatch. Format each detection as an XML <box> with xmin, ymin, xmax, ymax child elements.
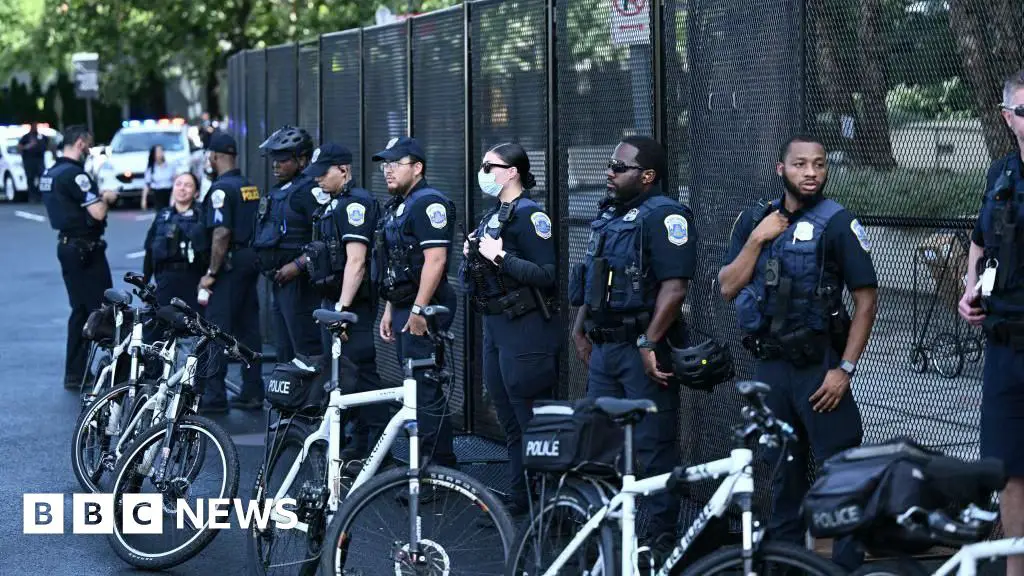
<box><xmin>410</xmin><ymin>304</ymin><xmax>424</xmax><ymax>316</ymax></box>
<box><xmin>839</xmin><ymin>360</ymin><xmax>857</xmax><ymax>377</ymax></box>
<box><xmin>493</xmin><ymin>252</ymin><xmax>505</xmax><ymax>268</ymax></box>
<box><xmin>636</xmin><ymin>334</ymin><xmax>656</xmax><ymax>350</ymax></box>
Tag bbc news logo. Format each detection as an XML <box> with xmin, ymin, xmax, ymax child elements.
<box><xmin>23</xmin><ymin>494</ymin><xmax>299</xmax><ymax>534</ymax></box>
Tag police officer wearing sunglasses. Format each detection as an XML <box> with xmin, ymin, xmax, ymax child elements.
<box><xmin>959</xmin><ymin>69</ymin><xmax>1024</xmax><ymax>576</ymax></box>
<box><xmin>569</xmin><ymin>136</ymin><xmax>695</xmax><ymax>551</ymax></box>
<box><xmin>462</xmin><ymin>143</ymin><xmax>557</xmax><ymax>515</ymax></box>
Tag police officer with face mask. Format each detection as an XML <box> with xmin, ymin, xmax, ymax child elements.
<box><xmin>462</xmin><ymin>142</ymin><xmax>557</xmax><ymax>515</ymax></box>
<box><xmin>302</xmin><ymin>142</ymin><xmax>385</xmax><ymax>459</ymax></box>
<box><xmin>718</xmin><ymin>134</ymin><xmax>878</xmax><ymax>571</ymax></box>
<box><xmin>959</xmin><ymin>70</ymin><xmax>1024</xmax><ymax>576</ymax></box>
<box><xmin>41</xmin><ymin>125</ymin><xmax>118</xmax><ymax>389</ymax></box>
<box><xmin>374</xmin><ymin>136</ymin><xmax>458</xmax><ymax>468</ymax></box>
<box><xmin>143</xmin><ymin>172</ymin><xmax>208</xmax><ymax>308</ymax></box>
<box><xmin>197</xmin><ymin>131</ymin><xmax>264</xmax><ymax>413</ymax></box>
<box><xmin>568</xmin><ymin>136</ymin><xmax>695</xmax><ymax>552</ymax></box>
<box><xmin>252</xmin><ymin>126</ymin><xmax>323</xmax><ymax>363</ymax></box>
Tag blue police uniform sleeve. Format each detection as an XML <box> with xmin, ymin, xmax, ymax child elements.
<box><xmin>643</xmin><ymin>205</ymin><xmax>696</xmax><ymax>281</ymax></box>
<box><xmin>410</xmin><ymin>196</ymin><xmax>453</xmax><ymax>248</ymax></box>
<box><xmin>972</xmin><ymin>160</ymin><xmax>1007</xmax><ymax>247</ymax></box>
<box><xmin>501</xmin><ymin>206</ymin><xmax>557</xmax><ymax>288</ymax></box>
<box><xmin>723</xmin><ymin>210</ymin><xmax>754</xmax><ymax>266</ymax></box>
<box><xmin>205</xmin><ymin>182</ymin><xmax>234</xmax><ymax>230</ymax></box>
<box><xmin>826</xmin><ymin>210</ymin><xmax>878</xmax><ymax>290</ymax></box>
<box><xmin>291</xmin><ymin>180</ymin><xmax>320</xmax><ymax>220</ymax></box>
<box><xmin>339</xmin><ymin>197</ymin><xmax>375</xmax><ymax>245</ymax></box>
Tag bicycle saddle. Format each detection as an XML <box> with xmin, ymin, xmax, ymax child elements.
<box><xmin>103</xmin><ymin>288</ymin><xmax>132</xmax><ymax>306</ymax></box>
<box><xmin>313</xmin><ymin>309</ymin><xmax>359</xmax><ymax>326</ymax></box>
<box><xmin>593</xmin><ymin>397</ymin><xmax>657</xmax><ymax>421</ymax></box>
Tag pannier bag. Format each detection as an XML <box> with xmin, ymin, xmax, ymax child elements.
<box><xmin>82</xmin><ymin>304</ymin><xmax>135</xmax><ymax>344</ymax></box>
<box><xmin>266</xmin><ymin>354</ymin><xmax>330</xmax><ymax>415</ymax></box>
<box><xmin>522</xmin><ymin>398</ymin><xmax>624</xmax><ymax>476</ymax></box>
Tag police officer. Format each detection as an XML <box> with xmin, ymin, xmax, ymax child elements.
<box><xmin>142</xmin><ymin>172</ymin><xmax>208</xmax><ymax>308</ymax></box>
<box><xmin>197</xmin><ymin>131</ymin><xmax>264</xmax><ymax>413</ymax></box>
<box><xmin>959</xmin><ymin>69</ymin><xmax>1024</xmax><ymax>576</ymax></box>
<box><xmin>718</xmin><ymin>134</ymin><xmax>878</xmax><ymax>571</ymax></box>
<box><xmin>374</xmin><ymin>136</ymin><xmax>457</xmax><ymax>468</ymax></box>
<box><xmin>302</xmin><ymin>142</ymin><xmax>385</xmax><ymax>458</ymax></box>
<box><xmin>41</xmin><ymin>125</ymin><xmax>118</xmax><ymax>389</ymax></box>
<box><xmin>569</xmin><ymin>136</ymin><xmax>694</xmax><ymax>549</ymax></box>
<box><xmin>18</xmin><ymin>122</ymin><xmax>48</xmax><ymax>203</ymax></box>
<box><xmin>462</xmin><ymin>142</ymin><xmax>557</xmax><ymax>514</ymax></box>
<box><xmin>252</xmin><ymin>125</ymin><xmax>323</xmax><ymax>363</ymax></box>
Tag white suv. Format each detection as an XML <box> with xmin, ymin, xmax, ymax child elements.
<box><xmin>0</xmin><ymin>124</ymin><xmax>59</xmax><ymax>202</ymax></box>
<box><xmin>97</xmin><ymin>120</ymin><xmax>192</xmax><ymax>201</ymax></box>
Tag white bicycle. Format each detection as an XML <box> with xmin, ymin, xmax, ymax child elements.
<box><xmin>247</xmin><ymin>305</ymin><xmax>515</xmax><ymax>576</ymax></box>
<box><xmin>507</xmin><ymin>380</ymin><xmax>844</xmax><ymax>576</ymax></box>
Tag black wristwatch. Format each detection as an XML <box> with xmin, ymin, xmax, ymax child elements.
<box><xmin>839</xmin><ymin>360</ymin><xmax>857</xmax><ymax>377</ymax></box>
<box><xmin>493</xmin><ymin>252</ymin><xmax>505</xmax><ymax>268</ymax></box>
<box><xmin>410</xmin><ymin>304</ymin><xmax>424</xmax><ymax>316</ymax></box>
<box><xmin>636</xmin><ymin>334</ymin><xmax>656</xmax><ymax>351</ymax></box>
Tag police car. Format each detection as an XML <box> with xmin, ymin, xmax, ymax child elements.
<box><xmin>0</xmin><ymin>124</ymin><xmax>60</xmax><ymax>202</ymax></box>
<box><xmin>96</xmin><ymin>119</ymin><xmax>192</xmax><ymax>201</ymax></box>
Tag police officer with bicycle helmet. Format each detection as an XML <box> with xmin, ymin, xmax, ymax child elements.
<box><xmin>252</xmin><ymin>125</ymin><xmax>323</xmax><ymax>363</ymax></box>
<box><xmin>718</xmin><ymin>134</ymin><xmax>878</xmax><ymax>571</ymax></box>
<box><xmin>462</xmin><ymin>142</ymin><xmax>558</xmax><ymax>515</ymax></box>
<box><xmin>302</xmin><ymin>142</ymin><xmax>385</xmax><ymax>459</ymax></box>
<box><xmin>374</xmin><ymin>136</ymin><xmax>458</xmax><ymax>468</ymax></box>
<box><xmin>568</xmin><ymin>136</ymin><xmax>695</xmax><ymax>551</ymax></box>
<box><xmin>959</xmin><ymin>70</ymin><xmax>1024</xmax><ymax>576</ymax></box>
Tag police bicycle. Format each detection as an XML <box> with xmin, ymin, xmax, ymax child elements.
<box><xmin>246</xmin><ymin>305</ymin><xmax>515</xmax><ymax>576</ymax></box>
<box><xmin>506</xmin><ymin>381</ymin><xmax>844</xmax><ymax>576</ymax></box>
<box><xmin>105</xmin><ymin>297</ymin><xmax>260</xmax><ymax>570</ymax></box>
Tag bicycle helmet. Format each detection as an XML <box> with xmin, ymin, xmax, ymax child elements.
<box><xmin>669</xmin><ymin>339</ymin><xmax>735</xmax><ymax>391</ymax></box>
<box><xmin>259</xmin><ymin>125</ymin><xmax>314</xmax><ymax>159</ymax></box>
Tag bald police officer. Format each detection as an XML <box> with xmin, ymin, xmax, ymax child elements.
<box><xmin>718</xmin><ymin>134</ymin><xmax>878</xmax><ymax>571</ymax></box>
<box><xmin>374</xmin><ymin>136</ymin><xmax>458</xmax><ymax>468</ymax></box>
<box><xmin>40</xmin><ymin>125</ymin><xmax>118</xmax><ymax>389</ymax></box>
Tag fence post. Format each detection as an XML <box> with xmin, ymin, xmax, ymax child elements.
<box><xmin>317</xmin><ymin>35</ymin><xmax>324</xmax><ymax>143</ymax></box>
<box><xmin>358</xmin><ymin>29</ymin><xmax>367</xmax><ymax>190</ymax></box>
<box><xmin>653</xmin><ymin>0</ymin><xmax>666</xmax><ymax>148</ymax></box>
<box><xmin>547</xmin><ymin>0</ymin><xmax>562</xmax><ymax>399</ymax></box>
<box><xmin>462</xmin><ymin>0</ymin><xmax>476</xmax><ymax>434</ymax></box>
<box><xmin>407</xmin><ymin>17</ymin><xmax>414</xmax><ymax>135</ymax></box>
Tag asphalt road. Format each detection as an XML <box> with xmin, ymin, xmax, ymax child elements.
<box><xmin>0</xmin><ymin>204</ymin><xmax>268</xmax><ymax>575</ymax></box>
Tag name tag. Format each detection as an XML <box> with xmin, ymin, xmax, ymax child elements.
<box><xmin>240</xmin><ymin>186</ymin><xmax>260</xmax><ymax>202</ymax></box>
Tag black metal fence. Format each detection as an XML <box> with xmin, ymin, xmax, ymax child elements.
<box><xmin>225</xmin><ymin>0</ymin><xmax>1020</xmax><ymax>509</ymax></box>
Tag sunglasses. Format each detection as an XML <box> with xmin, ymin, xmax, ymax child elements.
<box><xmin>1001</xmin><ymin>104</ymin><xmax>1024</xmax><ymax>118</ymax></box>
<box><xmin>480</xmin><ymin>161</ymin><xmax>512</xmax><ymax>174</ymax></box>
<box><xmin>607</xmin><ymin>160</ymin><xmax>646</xmax><ymax>174</ymax></box>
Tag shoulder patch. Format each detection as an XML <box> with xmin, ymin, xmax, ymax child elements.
<box><xmin>530</xmin><ymin>211</ymin><xmax>553</xmax><ymax>239</ymax></box>
<box><xmin>850</xmin><ymin>218</ymin><xmax>871</xmax><ymax>252</ymax></box>
<box><xmin>346</xmin><ymin>202</ymin><xmax>366</xmax><ymax>226</ymax></box>
<box><xmin>240</xmin><ymin>186</ymin><xmax>259</xmax><ymax>202</ymax></box>
<box><xmin>426</xmin><ymin>202</ymin><xmax>448</xmax><ymax>229</ymax></box>
<box><xmin>664</xmin><ymin>214</ymin><xmax>688</xmax><ymax>246</ymax></box>
<box><xmin>75</xmin><ymin>173</ymin><xmax>91</xmax><ymax>192</ymax></box>
<box><xmin>210</xmin><ymin>189</ymin><xmax>226</xmax><ymax>209</ymax></box>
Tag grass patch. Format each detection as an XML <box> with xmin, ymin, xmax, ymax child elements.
<box><xmin>828</xmin><ymin>166</ymin><xmax>984</xmax><ymax>219</ymax></box>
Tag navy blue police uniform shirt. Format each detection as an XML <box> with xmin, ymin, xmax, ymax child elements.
<box><xmin>971</xmin><ymin>153</ymin><xmax>1021</xmax><ymax>248</ymax></box>
<box><xmin>406</xmin><ymin>180</ymin><xmax>454</xmax><ymax>250</ymax></box>
<box><xmin>638</xmin><ymin>198</ymin><xmax>697</xmax><ymax>283</ymax></box>
<box><xmin>333</xmin><ymin>189</ymin><xmax>376</xmax><ymax>246</ymax></box>
<box><xmin>44</xmin><ymin>157</ymin><xmax>105</xmax><ymax>235</ymax></box>
<box><xmin>205</xmin><ymin>169</ymin><xmax>259</xmax><ymax>243</ymax></box>
<box><xmin>724</xmin><ymin>197</ymin><xmax>878</xmax><ymax>291</ymax></box>
<box><xmin>478</xmin><ymin>200</ymin><xmax>556</xmax><ymax>270</ymax></box>
<box><xmin>289</xmin><ymin>175</ymin><xmax>322</xmax><ymax>228</ymax></box>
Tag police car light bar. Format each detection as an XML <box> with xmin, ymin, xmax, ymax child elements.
<box><xmin>121</xmin><ymin>118</ymin><xmax>187</xmax><ymax>128</ymax></box>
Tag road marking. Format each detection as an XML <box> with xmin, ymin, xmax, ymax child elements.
<box><xmin>14</xmin><ymin>210</ymin><xmax>46</xmax><ymax>223</ymax></box>
<box><xmin>126</xmin><ymin>250</ymin><xmax>146</xmax><ymax>259</ymax></box>
<box><xmin>135</xmin><ymin>213</ymin><xmax>155</xmax><ymax>222</ymax></box>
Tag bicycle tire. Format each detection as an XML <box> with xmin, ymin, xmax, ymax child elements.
<box><xmin>71</xmin><ymin>383</ymin><xmax>144</xmax><ymax>493</ymax></box>
<box><xmin>851</xmin><ymin>558</ymin><xmax>930</xmax><ymax>576</ymax></box>
<box><xmin>506</xmin><ymin>479</ymin><xmax>616</xmax><ymax>576</ymax></box>
<box><xmin>910</xmin><ymin>346</ymin><xmax>929</xmax><ymax>374</ymax></box>
<box><xmin>319</xmin><ymin>464</ymin><xmax>515</xmax><ymax>575</ymax></box>
<box><xmin>107</xmin><ymin>414</ymin><xmax>239</xmax><ymax>570</ymax></box>
<box><xmin>679</xmin><ymin>541</ymin><xmax>845</xmax><ymax>576</ymax></box>
<box><xmin>962</xmin><ymin>335</ymin><xmax>984</xmax><ymax>363</ymax></box>
<box><xmin>931</xmin><ymin>332</ymin><xmax>964</xmax><ymax>379</ymax></box>
<box><xmin>247</xmin><ymin>421</ymin><xmax>329</xmax><ymax>576</ymax></box>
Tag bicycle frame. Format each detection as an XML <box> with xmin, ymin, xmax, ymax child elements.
<box><xmin>86</xmin><ymin>321</ymin><xmax>142</xmax><ymax>401</ymax></box>
<box><xmin>933</xmin><ymin>538</ymin><xmax>1024</xmax><ymax>575</ymax></box>
<box><xmin>112</xmin><ymin>341</ymin><xmax>184</xmax><ymax>456</ymax></box>
<box><xmin>543</xmin><ymin>446</ymin><xmax>755</xmax><ymax>576</ymax></box>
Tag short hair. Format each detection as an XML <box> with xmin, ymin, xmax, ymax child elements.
<box><xmin>63</xmin><ymin>125</ymin><xmax>91</xmax><ymax>148</ymax></box>
<box><xmin>1003</xmin><ymin>69</ymin><xmax>1024</xmax><ymax>106</ymax></box>
<box><xmin>620</xmin><ymin>135</ymin><xmax>667</xmax><ymax>185</ymax></box>
<box><xmin>778</xmin><ymin>133</ymin><xmax>826</xmax><ymax>162</ymax></box>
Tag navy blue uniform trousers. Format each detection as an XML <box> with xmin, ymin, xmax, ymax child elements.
<box><xmin>271</xmin><ymin>276</ymin><xmax>323</xmax><ymax>361</ymax></box>
<box><xmin>57</xmin><ymin>242</ymin><xmax>113</xmax><ymax>385</ymax></box>
<box><xmin>980</xmin><ymin>343</ymin><xmax>1024</xmax><ymax>477</ymax></box>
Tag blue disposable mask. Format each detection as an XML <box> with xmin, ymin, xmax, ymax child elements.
<box><xmin>477</xmin><ymin>170</ymin><xmax>503</xmax><ymax>197</ymax></box>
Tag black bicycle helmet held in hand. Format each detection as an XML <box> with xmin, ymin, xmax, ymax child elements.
<box><xmin>259</xmin><ymin>125</ymin><xmax>314</xmax><ymax>158</ymax></box>
<box><xmin>669</xmin><ymin>339</ymin><xmax>735</xmax><ymax>391</ymax></box>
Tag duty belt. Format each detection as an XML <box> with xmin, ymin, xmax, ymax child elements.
<box><xmin>585</xmin><ymin>312</ymin><xmax>650</xmax><ymax>344</ymax></box>
<box><xmin>477</xmin><ymin>288</ymin><xmax>554</xmax><ymax>320</ymax></box>
<box><xmin>58</xmin><ymin>233</ymin><xmax>105</xmax><ymax>250</ymax></box>
<box><xmin>154</xmin><ymin>261</ymin><xmax>195</xmax><ymax>273</ymax></box>
<box><xmin>982</xmin><ymin>316</ymin><xmax>1024</xmax><ymax>350</ymax></box>
<box><xmin>742</xmin><ymin>327</ymin><xmax>827</xmax><ymax>367</ymax></box>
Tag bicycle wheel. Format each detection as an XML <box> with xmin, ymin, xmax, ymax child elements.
<box><xmin>506</xmin><ymin>480</ymin><xmax>616</xmax><ymax>576</ymax></box>
<box><xmin>248</xmin><ymin>420</ymin><xmax>330</xmax><ymax>576</ymax></box>
<box><xmin>851</xmin><ymin>558</ymin><xmax>929</xmax><ymax>576</ymax></box>
<box><xmin>679</xmin><ymin>541</ymin><xmax>845</xmax><ymax>576</ymax></box>
<box><xmin>962</xmin><ymin>335</ymin><xmax>984</xmax><ymax>363</ymax></box>
<box><xmin>320</xmin><ymin>464</ymin><xmax>515</xmax><ymax>576</ymax></box>
<box><xmin>72</xmin><ymin>383</ymin><xmax>150</xmax><ymax>493</ymax></box>
<box><xmin>909</xmin><ymin>346</ymin><xmax>929</xmax><ymax>374</ymax></box>
<box><xmin>931</xmin><ymin>332</ymin><xmax>964</xmax><ymax>379</ymax></box>
<box><xmin>107</xmin><ymin>415</ymin><xmax>239</xmax><ymax>570</ymax></box>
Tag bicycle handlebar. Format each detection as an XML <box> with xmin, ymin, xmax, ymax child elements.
<box><xmin>169</xmin><ymin>297</ymin><xmax>261</xmax><ymax>366</ymax></box>
<box><xmin>734</xmin><ymin>381</ymin><xmax>798</xmax><ymax>444</ymax></box>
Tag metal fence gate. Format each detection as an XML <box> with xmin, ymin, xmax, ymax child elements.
<box><xmin>225</xmin><ymin>0</ymin><xmax>1021</xmax><ymax>513</ymax></box>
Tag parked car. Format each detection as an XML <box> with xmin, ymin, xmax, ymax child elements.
<box><xmin>96</xmin><ymin>118</ymin><xmax>192</xmax><ymax>203</ymax></box>
<box><xmin>0</xmin><ymin>124</ymin><xmax>60</xmax><ymax>202</ymax></box>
